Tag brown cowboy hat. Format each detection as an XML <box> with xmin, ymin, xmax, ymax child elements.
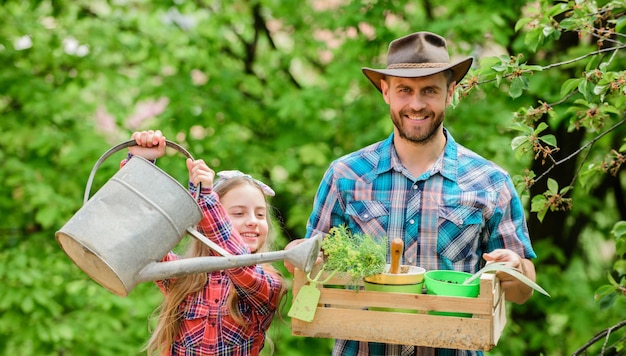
<box><xmin>362</xmin><ymin>32</ymin><xmax>473</xmax><ymax>92</ymax></box>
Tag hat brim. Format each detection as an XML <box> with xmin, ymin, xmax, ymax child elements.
<box><xmin>362</xmin><ymin>56</ymin><xmax>473</xmax><ymax>92</ymax></box>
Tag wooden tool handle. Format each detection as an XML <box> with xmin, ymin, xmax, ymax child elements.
<box><xmin>389</xmin><ymin>238</ymin><xmax>403</xmax><ymax>274</ymax></box>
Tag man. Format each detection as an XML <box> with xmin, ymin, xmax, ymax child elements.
<box><xmin>286</xmin><ymin>31</ymin><xmax>537</xmax><ymax>356</ymax></box>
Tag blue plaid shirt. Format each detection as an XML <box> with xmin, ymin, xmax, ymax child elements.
<box><xmin>305</xmin><ymin>130</ymin><xmax>536</xmax><ymax>356</ymax></box>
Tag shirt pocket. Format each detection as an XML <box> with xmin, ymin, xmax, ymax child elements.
<box><xmin>345</xmin><ymin>200</ymin><xmax>389</xmax><ymax>237</ymax></box>
<box><xmin>437</xmin><ymin>204</ymin><xmax>484</xmax><ymax>263</ymax></box>
<box><xmin>219</xmin><ymin>302</ymin><xmax>253</xmax><ymax>346</ymax></box>
<box><xmin>176</xmin><ymin>300</ymin><xmax>210</xmax><ymax>349</ymax></box>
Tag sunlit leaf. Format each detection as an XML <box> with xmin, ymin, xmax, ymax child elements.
<box><xmin>509</xmin><ymin>76</ymin><xmax>525</xmax><ymax>98</ymax></box>
<box><xmin>594</xmin><ymin>284</ymin><xmax>618</xmax><ymax>309</ymax></box>
<box><xmin>524</xmin><ymin>27</ymin><xmax>543</xmax><ymax>52</ymax></box>
<box><xmin>508</xmin><ymin>122</ymin><xmax>535</xmax><ymax>133</ymax></box>
<box><xmin>546</xmin><ymin>2</ymin><xmax>570</xmax><ymax>17</ymax></box>
<box><xmin>579</xmin><ymin>164</ymin><xmax>601</xmax><ymax>189</ymax></box>
<box><xmin>511</xmin><ymin>135</ymin><xmax>529</xmax><ymax>150</ymax></box>
<box><xmin>535</xmin><ymin>121</ymin><xmax>549</xmax><ymax>133</ymax></box>
<box><xmin>531</xmin><ymin>194</ymin><xmax>548</xmax><ymax>222</ymax></box>
<box><xmin>542</xmin><ymin>26</ymin><xmax>556</xmax><ymax>38</ymax></box>
<box><xmin>539</xmin><ymin>134</ymin><xmax>557</xmax><ymax>147</ymax></box>
<box><xmin>515</xmin><ymin>17</ymin><xmax>533</xmax><ymax>32</ymax></box>
<box><xmin>614</xmin><ymin>259</ymin><xmax>626</xmax><ymax>275</ymax></box>
<box><xmin>585</xmin><ymin>55</ymin><xmax>602</xmax><ymax>71</ymax></box>
<box><xmin>547</xmin><ymin>178</ymin><xmax>559</xmax><ymax>193</ymax></box>
<box><xmin>559</xmin><ymin>18</ymin><xmax>578</xmax><ymax>30</ymax></box>
<box><xmin>491</xmin><ymin>63</ymin><xmax>508</xmax><ymax>72</ymax></box>
<box><xmin>611</xmin><ymin>221</ymin><xmax>626</xmax><ymax>239</ymax></box>
<box><xmin>593</xmin><ymin>84</ymin><xmax>608</xmax><ymax>96</ymax></box>
<box><xmin>560</xmin><ymin>78</ymin><xmax>581</xmax><ymax>97</ymax></box>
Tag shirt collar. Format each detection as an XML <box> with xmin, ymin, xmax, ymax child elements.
<box><xmin>438</xmin><ymin>129</ymin><xmax>458</xmax><ymax>182</ymax></box>
<box><xmin>376</xmin><ymin>129</ymin><xmax>459</xmax><ymax>182</ymax></box>
<box><xmin>375</xmin><ymin>133</ymin><xmax>396</xmax><ymax>175</ymax></box>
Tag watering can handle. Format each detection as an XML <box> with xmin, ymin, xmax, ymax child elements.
<box><xmin>82</xmin><ymin>139</ymin><xmax>232</xmax><ymax>258</ymax></box>
<box><xmin>83</xmin><ymin>139</ymin><xmax>196</xmax><ymax>204</ymax></box>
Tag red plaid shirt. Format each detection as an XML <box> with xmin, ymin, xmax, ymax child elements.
<box><xmin>156</xmin><ymin>185</ymin><xmax>283</xmax><ymax>356</ymax></box>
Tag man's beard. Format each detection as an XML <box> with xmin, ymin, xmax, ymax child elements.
<box><xmin>391</xmin><ymin>108</ymin><xmax>445</xmax><ymax>145</ymax></box>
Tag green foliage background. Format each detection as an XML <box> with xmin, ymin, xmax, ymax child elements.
<box><xmin>1</xmin><ymin>0</ymin><xmax>625</xmax><ymax>355</ymax></box>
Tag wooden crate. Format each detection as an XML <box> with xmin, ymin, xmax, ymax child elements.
<box><xmin>291</xmin><ymin>267</ymin><xmax>506</xmax><ymax>351</ymax></box>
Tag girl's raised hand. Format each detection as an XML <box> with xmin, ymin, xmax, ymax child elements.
<box><xmin>129</xmin><ymin>130</ymin><xmax>166</xmax><ymax>160</ymax></box>
<box><xmin>186</xmin><ymin>158</ymin><xmax>215</xmax><ymax>189</ymax></box>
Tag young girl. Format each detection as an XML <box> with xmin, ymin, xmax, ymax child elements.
<box><xmin>126</xmin><ymin>130</ymin><xmax>286</xmax><ymax>356</ymax></box>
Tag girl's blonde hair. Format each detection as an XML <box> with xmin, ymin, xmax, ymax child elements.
<box><xmin>144</xmin><ymin>176</ymin><xmax>286</xmax><ymax>356</ymax></box>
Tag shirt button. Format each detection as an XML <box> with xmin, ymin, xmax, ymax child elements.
<box><xmin>413</xmin><ymin>185</ymin><xmax>418</xmax><ymax>190</ymax></box>
<box><xmin>409</xmin><ymin>219</ymin><xmax>415</xmax><ymax>224</ymax></box>
<box><xmin>363</xmin><ymin>214</ymin><xmax>369</xmax><ymax>219</ymax></box>
<box><xmin>214</xmin><ymin>299</ymin><xmax>219</xmax><ymax>303</ymax></box>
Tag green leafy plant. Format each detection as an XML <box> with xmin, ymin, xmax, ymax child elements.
<box><xmin>318</xmin><ymin>225</ymin><xmax>387</xmax><ymax>286</ymax></box>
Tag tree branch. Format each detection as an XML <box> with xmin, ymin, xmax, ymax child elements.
<box><xmin>531</xmin><ymin>117</ymin><xmax>626</xmax><ymax>187</ymax></box>
<box><xmin>541</xmin><ymin>45</ymin><xmax>626</xmax><ymax>70</ymax></box>
<box><xmin>572</xmin><ymin>320</ymin><xmax>626</xmax><ymax>355</ymax></box>
<box><xmin>476</xmin><ymin>45</ymin><xmax>626</xmax><ymax>86</ymax></box>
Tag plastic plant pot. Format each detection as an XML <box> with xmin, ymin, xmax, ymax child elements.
<box><xmin>363</xmin><ymin>265</ymin><xmax>425</xmax><ymax>313</ymax></box>
<box><xmin>424</xmin><ymin>270</ymin><xmax>480</xmax><ymax>317</ymax></box>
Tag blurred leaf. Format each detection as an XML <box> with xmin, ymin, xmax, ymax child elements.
<box><xmin>594</xmin><ymin>284</ymin><xmax>618</xmax><ymax>309</ymax></box>
<box><xmin>612</xmin><ymin>221</ymin><xmax>626</xmax><ymax>239</ymax></box>
<box><xmin>515</xmin><ymin>17</ymin><xmax>533</xmax><ymax>32</ymax></box>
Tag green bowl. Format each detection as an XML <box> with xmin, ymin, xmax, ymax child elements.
<box><xmin>424</xmin><ymin>270</ymin><xmax>480</xmax><ymax>317</ymax></box>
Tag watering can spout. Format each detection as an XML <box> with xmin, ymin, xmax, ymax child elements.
<box><xmin>138</xmin><ymin>234</ymin><xmax>322</xmax><ymax>283</ymax></box>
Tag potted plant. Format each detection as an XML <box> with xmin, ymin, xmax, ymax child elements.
<box><xmin>424</xmin><ymin>270</ymin><xmax>481</xmax><ymax>317</ymax></box>
<box><xmin>362</xmin><ymin>237</ymin><xmax>426</xmax><ymax>312</ymax></box>
<box><xmin>318</xmin><ymin>225</ymin><xmax>388</xmax><ymax>287</ymax></box>
<box><xmin>288</xmin><ymin>225</ymin><xmax>387</xmax><ymax>321</ymax></box>
<box><xmin>321</xmin><ymin>228</ymin><xmax>426</xmax><ymax>313</ymax></box>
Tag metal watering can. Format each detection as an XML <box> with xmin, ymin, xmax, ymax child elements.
<box><xmin>55</xmin><ymin>140</ymin><xmax>321</xmax><ymax>297</ymax></box>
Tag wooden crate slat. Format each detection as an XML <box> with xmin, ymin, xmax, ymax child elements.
<box><xmin>318</xmin><ymin>288</ymin><xmax>494</xmax><ymax>314</ymax></box>
<box><xmin>292</xmin><ymin>307</ymin><xmax>498</xmax><ymax>350</ymax></box>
